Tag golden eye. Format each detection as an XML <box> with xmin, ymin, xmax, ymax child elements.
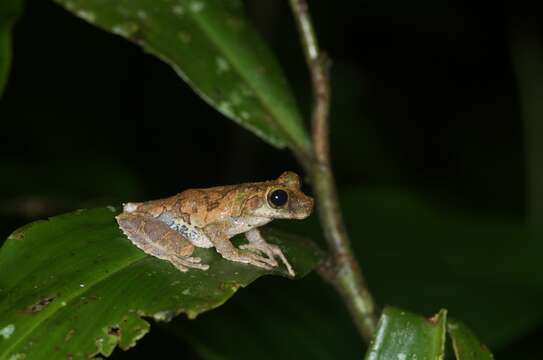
<box><xmin>268</xmin><ymin>189</ymin><xmax>288</xmax><ymax>208</ymax></box>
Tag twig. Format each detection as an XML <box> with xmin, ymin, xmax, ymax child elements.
<box><xmin>288</xmin><ymin>0</ymin><xmax>379</xmax><ymax>341</ymax></box>
<box><xmin>507</xmin><ymin>10</ymin><xmax>543</xmax><ymax>227</ymax></box>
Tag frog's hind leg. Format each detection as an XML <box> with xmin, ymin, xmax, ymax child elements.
<box><xmin>116</xmin><ymin>212</ymin><xmax>209</xmax><ymax>272</ymax></box>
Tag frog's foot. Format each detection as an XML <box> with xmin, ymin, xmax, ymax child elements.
<box><xmin>239</xmin><ymin>242</ymin><xmax>295</xmax><ymax>277</ymax></box>
<box><xmin>222</xmin><ymin>249</ymin><xmax>276</xmax><ymax>271</ymax></box>
<box><xmin>169</xmin><ymin>255</ymin><xmax>209</xmax><ymax>272</ymax></box>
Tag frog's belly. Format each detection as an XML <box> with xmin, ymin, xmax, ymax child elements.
<box><xmin>172</xmin><ymin>221</ymin><xmax>214</xmax><ymax>248</ymax></box>
<box><xmin>158</xmin><ymin>213</ymin><xmax>214</xmax><ymax>248</ymax></box>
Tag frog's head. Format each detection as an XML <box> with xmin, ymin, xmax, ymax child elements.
<box><xmin>245</xmin><ymin>171</ymin><xmax>314</xmax><ymax>220</ymax></box>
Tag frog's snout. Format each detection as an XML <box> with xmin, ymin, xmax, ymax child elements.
<box><xmin>294</xmin><ymin>195</ymin><xmax>314</xmax><ymax>219</ymax></box>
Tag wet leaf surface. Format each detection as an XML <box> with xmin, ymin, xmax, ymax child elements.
<box><xmin>0</xmin><ymin>207</ymin><xmax>321</xmax><ymax>359</ymax></box>
<box><xmin>364</xmin><ymin>307</ymin><xmax>446</xmax><ymax>360</ymax></box>
<box><xmin>51</xmin><ymin>0</ymin><xmax>311</xmax><ymax>154</ymax></box>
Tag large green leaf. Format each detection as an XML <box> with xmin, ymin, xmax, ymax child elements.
<box><xmin>448</xmin><ymin>319</ymin><xmax>494</xmax><ymax>360</ymax></box>
<box><xmin>0</xmin><ymin>207</ymin><xmax>321</xmax><ymax>359</ymax></box>
<box><xmin>0</xmin><ymin>0</ymin><xmax>23</xmax><ymax>96</ymax></box>
<box><xmin>51</xmin><ymin>0</ymin><xmax>312</xmax><ymax>155</ymax></box>
<box><xmin>165</xmin><ymin>274</ymin><xmax>363</xmax><ymax>360</ymax></box>
<box><xmin>365</xmin><ymin>307</ymin><xmax>446</xmax><ymax>359</ymax></box>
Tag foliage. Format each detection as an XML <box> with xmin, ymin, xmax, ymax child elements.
<box><xmin>53</xmin><ymin>0</ymin><xmax>311</xmax><ymax>154</ymax></box>
<box><xmin>0</xmin><ymin>0</ymin><xmax>538</xmax><ymax>358</ymax></box>
<box><xmin>0</xmin><ymin>208</ymin><xmax>321</xmax><ymax>359</ymax></box>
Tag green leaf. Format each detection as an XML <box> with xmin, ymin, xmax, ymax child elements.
<box><xmin>448</xmin><ymin>320</ymin><xmax>494</xmax><ymax>360</ymax></box>
<box><xmin>364</xmin><ymin>307</ymin><xmax>446</xmax><ymax>360</ymax></box>
<box><xmin>167</xmin><ymin>274</ymin><xmax>363</xmax><ymax>359</ymax></box>
<box><xmin>337</xmin><ymin>188</ymin><xmax>543</xmax><ymax>348</ymax></box>
<box><xmin>0</xmin><ymin>0</ymin><xmax>23</xmax><ymax>96</ymax></box>
<box><xmin>0</xmin><ymin>207</ymin><xmax>321</xmax><ymax>359</ymax></box>
<box><xmin>51</xmin><ymin>0</ymin><xmax>312</xmax><ymax>155</ymax></box>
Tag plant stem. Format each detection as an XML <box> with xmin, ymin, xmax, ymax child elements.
<box><xmin>507</xmin><ymin>10</ymin><xmax>543</xmax><ymax>227</ymax></box>
<box><xmin>288</xmin><ymin>0</ymin><xmax>379</xmax><ymax>342</ymax></box>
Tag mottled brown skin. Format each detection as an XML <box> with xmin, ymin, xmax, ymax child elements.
<box><xmin>116</xmin><ymin>172</ymin><xmax>313</xmax><ymax>276</ymax></box>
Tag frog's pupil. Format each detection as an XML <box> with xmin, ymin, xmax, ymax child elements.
<box><xmin>269</xmin><ymin>189</ymin><xmax>288</xmax><ymax>207</ymax></box>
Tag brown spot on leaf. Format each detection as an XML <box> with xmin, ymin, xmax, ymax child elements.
<box><xmin>24</xmin><ymin>295</ymin><xmax>56</xmax><ymax>313</ymax></box>
<box><xmin>426</xmin><ymin>310</ymin><xmax>446</xmax><ymax>325</ymax></box>
<box><xmin>64</xmin><ymin>329</ymin><xmax>75</xmax><ymax>342</ymax></box>
<box><xmin>108</xmin><ymin>325</ymin><xmax>121</xmax><ymax>337</ymax></box>
<box><xmin>9</xmin><ymin>231</ymin><xmax>25</xmax><ymax>241</ymax></box>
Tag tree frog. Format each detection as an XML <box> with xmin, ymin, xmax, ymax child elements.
<box><xmin>115</xmin><ymin>172</ymin><xmax>313</xmax><ymax>277</ymax></box>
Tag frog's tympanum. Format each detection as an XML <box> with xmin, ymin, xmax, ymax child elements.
<box><xmin>116</xmin><ymin>172</ymin><xmax>313</xmax><ymax>277</ymax></box>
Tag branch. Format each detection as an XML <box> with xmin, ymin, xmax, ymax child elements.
<box><xmin>507</xmin><ymin>10</ymin><xmax>543</xmax><ymax>227</ymax></box>
<box><xmin>288</xmin><ymin>0</ymin><xmax>379</xmax><ymax>341</ymax></box>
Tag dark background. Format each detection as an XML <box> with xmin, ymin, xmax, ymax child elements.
<box><xmin>1</xmin><ymin>0</ymin><xmax>542</xmax><ymax>358</ymax></box>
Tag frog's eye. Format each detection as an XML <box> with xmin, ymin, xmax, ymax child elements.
<box><xmin>268</xmin><ymin>189</ymin><xmax>289</xmax><ymax>208</ymax></box>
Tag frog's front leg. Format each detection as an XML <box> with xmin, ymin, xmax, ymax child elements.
<box><xmin>240</xmin><ymin>228</ymin><xmax>295</xmax><ymax>277</ymax></box>
<box><xmin>116</xmin><ymin>212</ymin><xmax>209</xmax><ymax>272</ymax></box>
<box><xmin>205</xmin><ymin>224</ymin><xmax>277</xmax><ymax>271</ymax></box>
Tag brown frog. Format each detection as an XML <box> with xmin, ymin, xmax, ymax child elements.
<box><xmin>115</xmin><ymin>172</ymin><xmax>313</xmax><ymax>277</ymax></box>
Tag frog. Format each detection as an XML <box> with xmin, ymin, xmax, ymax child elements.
<box><xmin>115</xmin><ymin>171</ymin><xmax>313</xmax><ymax>277</ymax></box>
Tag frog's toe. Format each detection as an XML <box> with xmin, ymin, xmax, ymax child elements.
<box><xmin>170</xmin><ymin>262</ymin><xmax>189</xmax><ymax>272</ymax></box>
<box><xmin>241</xmin><ymin>243</ymin><xmax>295</xmax><ymax>277</ymax></box>
<box><xmin>239</xmin><ymin>244</ymin><xmax>279</xmax><ymax>266</ymax></box>
<box><xmin>172</xmin><ymin>255</ymin><xmax>209</xmax><ymax>271</ymax></box>
<box><xmin>268</xmin><ymin>245</ymin><xmax>296</xmax><ymax>277</ymax></box>
<box><xmin>245</xmin><ymin>258</ymin><xmax>274</xmax><ymax>271</ymax></box>
<box><xmin>240</xmin><ymin>250</ymin><xmax>277</xmax><ymax>268</ymax></box>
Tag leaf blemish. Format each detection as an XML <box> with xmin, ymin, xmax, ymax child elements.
<box><xmin>112</xmin><ymin>23</ymin><xmax>139</xmax><ymax>38</ymax></box>
<box><xmin>136</xmin><ymin>10</ymin><xmax>147</xmax><ymax>20</ymax></box>
<box><xmin>172</xmin><ymin>5</ymin><xmax>184</xmax><ymax>16</ymax></box>
<box><xmin>153</xmin><ymin>310</ymin><xmax>175</xmax><ymax>321</ymax></box>
<box><xmin>24</xmin><ymin>296</ymin><xmax>56</xmax><ymax>313</ymax></box>
<box><xmin>0</xmin><ymin>324</ymin><xmax>15</xmax><ymax>339</ymax></box>
<box><xmin>426</xmin><ymin>310</ymin><xmax>445</xmax><ymax>325</ymax></box>
<box><xmin>216</xmin><ymin>57</ymin><xmax>230</xmax><ymax>73</ymax></box>
<box><xmin>64</xmin><ymin>1</ymin><xmax>75</xmax><ymax>11</ymax></box>
<box><xmin>8</xmin><ymin>229</ymin><xmax>26</xmax><ymax>241</ymax></box>
<box><xmin>108</xmin><ymin>325</ymin><xmax>121</xmax><ymax>337</ymax></box>
<box><xmin>64</xmin><ymin>329</ymin><xmax>76</xmax><ymax>342</ymax></box>
<box><xmin>190</xmin><ymin>1</ymin><xmax>205</xmax><ymax>13</ymax></box>
<box><xmin>219</xmin><ymin>101</ymin><xmax>233</xmax><ymax>116</ymax></box>
<box><xmin>77</xmin><ymin>10</ymin><xmax>95</xmax><ymax>23</ymax></box>
<box><xmin>178</xmin><ymin>31</ymin><xmax>191</xmax><ymax>43</ymax></box>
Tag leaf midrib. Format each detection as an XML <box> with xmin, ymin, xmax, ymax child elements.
<box><xmin>147</xmin><ymin>4</ymin><xmax>309</xmax><ymax>153</ymax></box>
<box><xmin>192</xmin><ymin>12</ymin><xmax>306</xmax><ymax>151</ymax></box>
